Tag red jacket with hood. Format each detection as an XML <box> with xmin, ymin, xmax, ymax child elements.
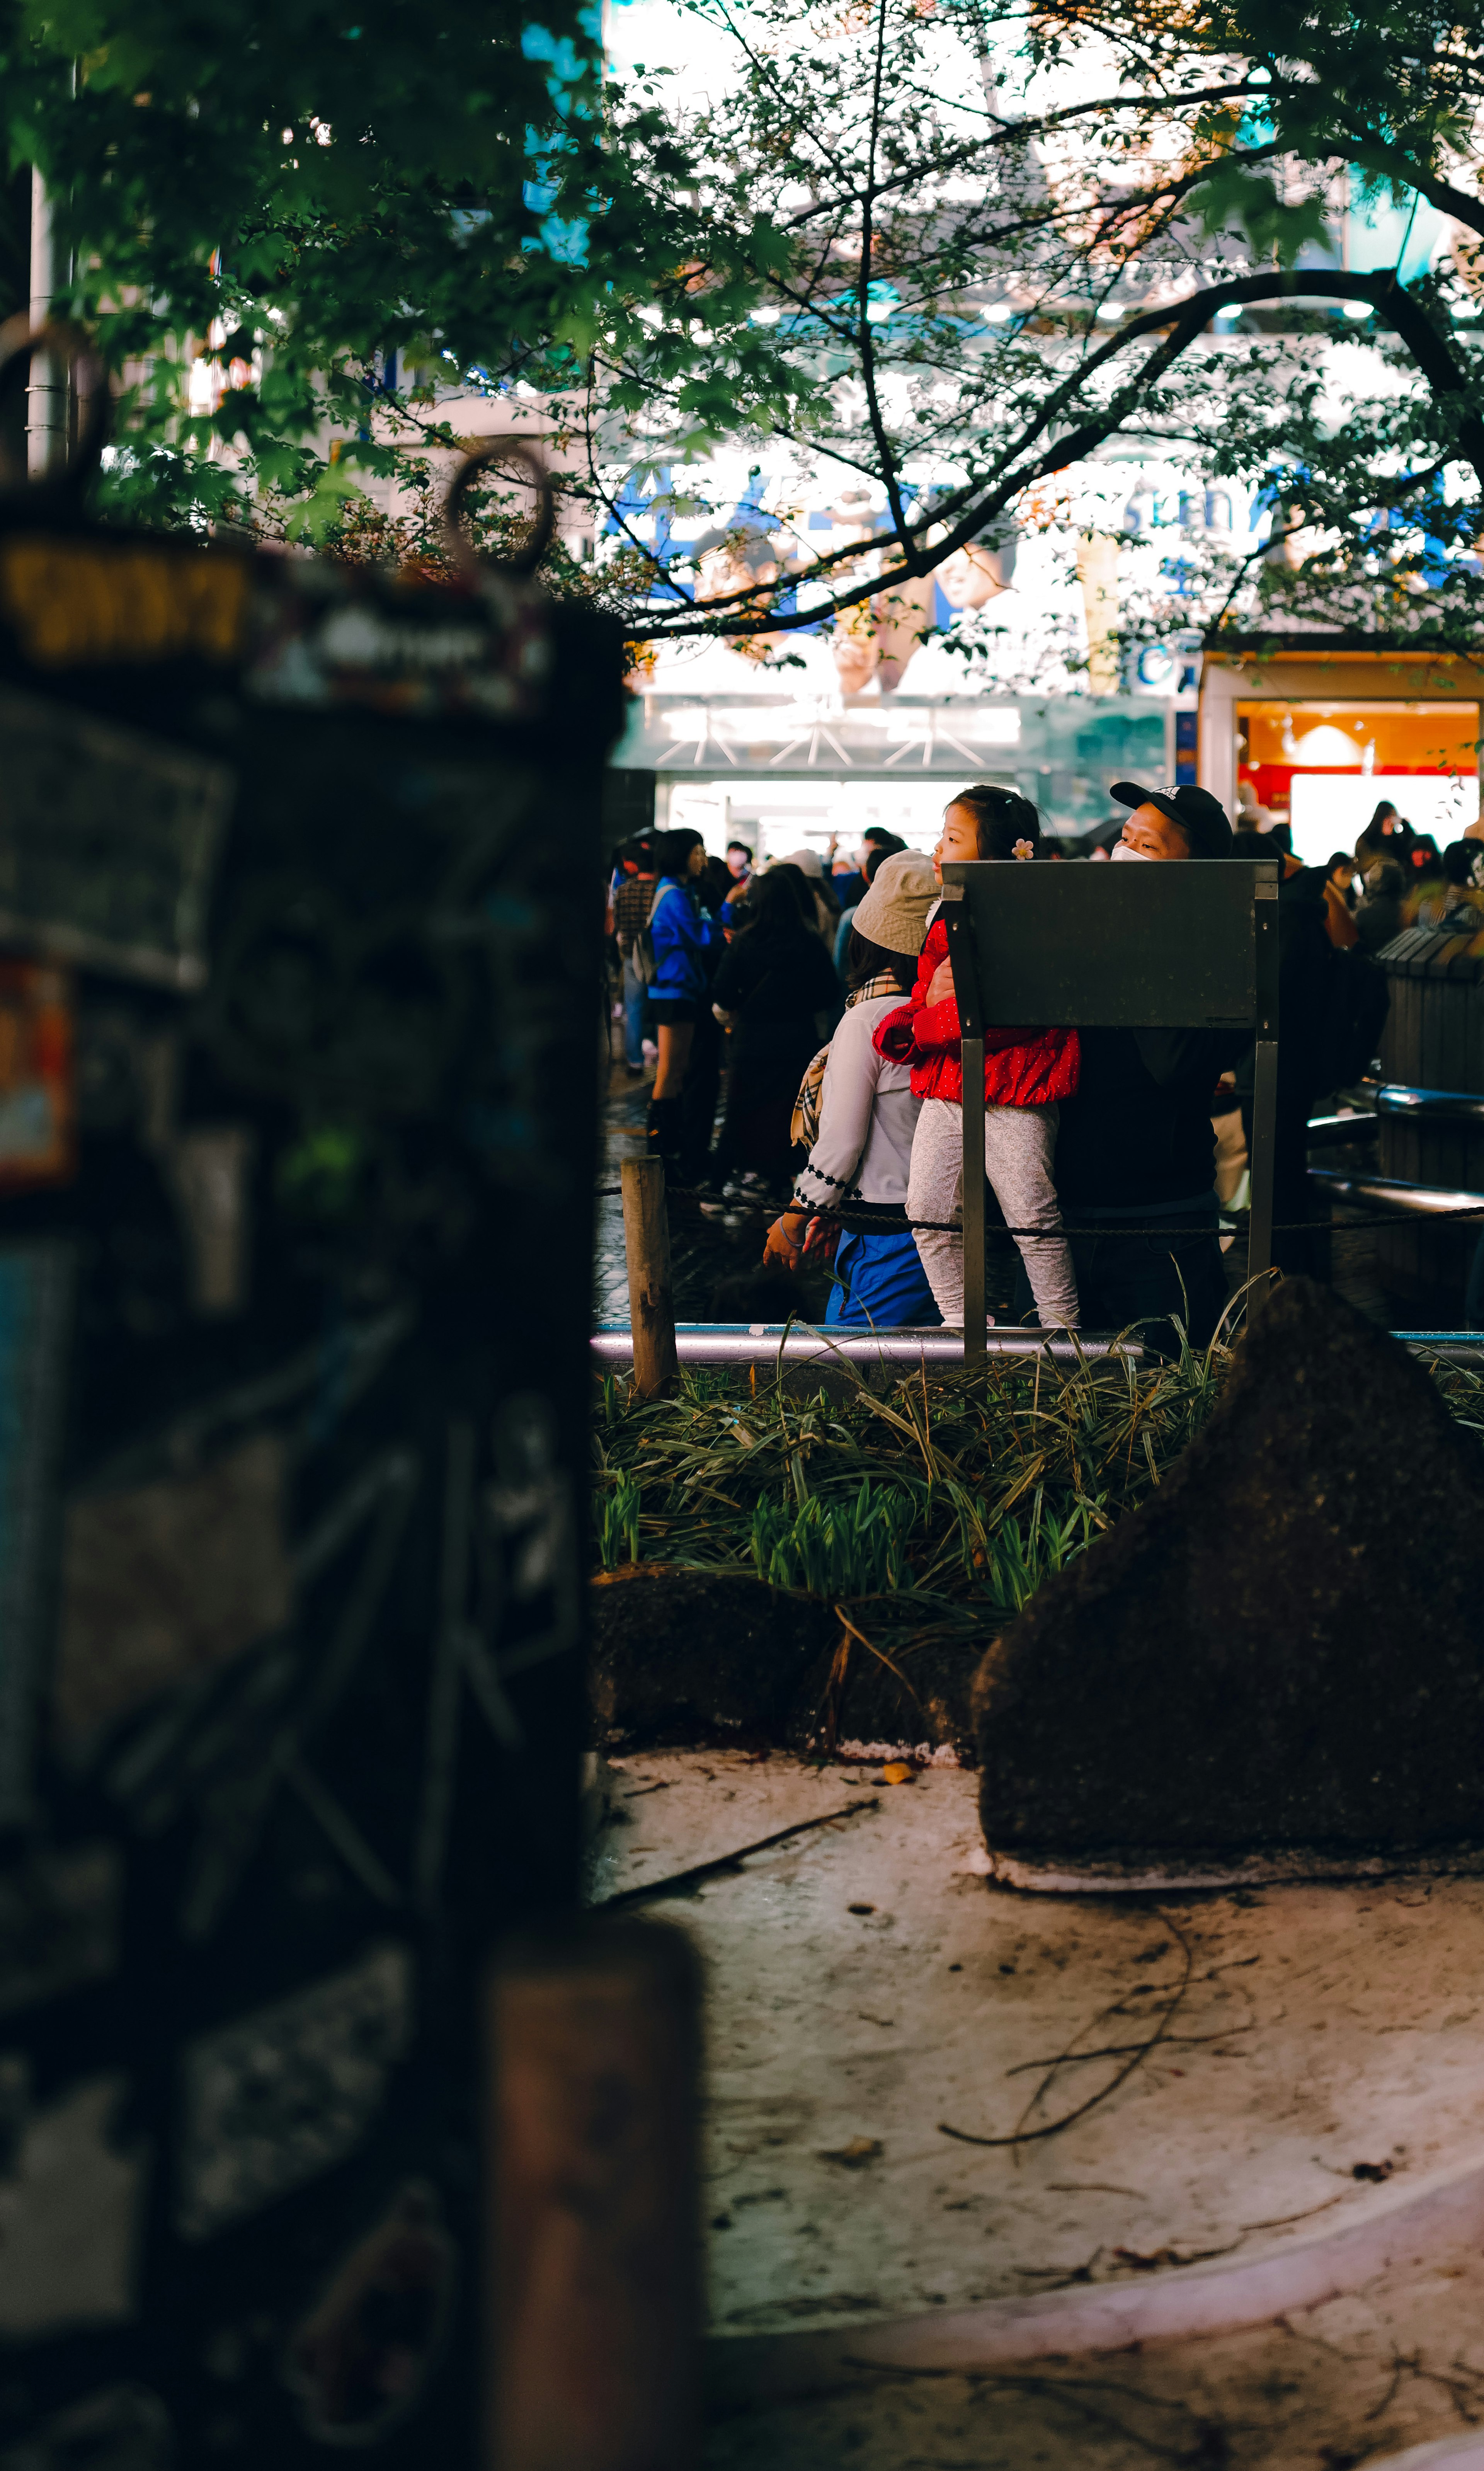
<box><xmin>871</xmin><ymin>912</ymin><xmax>1079</xmax><ymax>1106</ymax></box>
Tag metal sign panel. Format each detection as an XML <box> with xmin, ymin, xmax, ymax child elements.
<box><xmin>941</xmin><ymin>857</ymin><xmax>1281</xmax><ymax>1352</ymax></box>
<box><xmin>940</xmin><ymin>857</ymin><xmax>1278</xmax><ymax>1028</ymax></box>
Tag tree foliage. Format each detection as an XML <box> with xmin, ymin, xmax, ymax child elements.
<box><xmin>563</xmin><ymin>0</ymin><xmax>1484</xmax><ymax>656</ymax></box>
<box><xmin>0</xmin><ymin>0</ymin><xmax>739</xmax><ymax>540</ymax></box>
<box><xmin>7</xmin><ymin>0</ymin><xmax>1484</xmax><ymax>663</ymax></box>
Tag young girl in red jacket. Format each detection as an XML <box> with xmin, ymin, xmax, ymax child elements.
<box><xmin>873</xmin><ymin>786</ymin><xmax>1081</xmax><ymax>1328</ymax></box>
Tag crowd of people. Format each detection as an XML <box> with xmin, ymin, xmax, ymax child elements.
<box><xmin>604</xmin><ymin>783</ymin><xmax>1479</xmax><ymax>1346</ymax></box>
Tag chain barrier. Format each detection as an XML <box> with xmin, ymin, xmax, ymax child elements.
<box><xmin>594</xmin><ymin>1183</ymin><xmax>1484</xmax><ymax>1241</ymax></box>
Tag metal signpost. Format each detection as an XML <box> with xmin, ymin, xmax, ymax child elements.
<box><xmin>941</xmin><ymin>858</ymin><xmax>1281</xmax><ymax>1360</ymax></box>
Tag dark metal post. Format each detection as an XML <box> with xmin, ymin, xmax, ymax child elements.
<box><xmin>943</xmin><ymin>902</ymin><xmax>987</xmax><ymax>1362</ymax></box>
<box><xmin>1247</xmin><ymin>870</ymin><xmax>1281</xmax><ymax>1316</ymax></box>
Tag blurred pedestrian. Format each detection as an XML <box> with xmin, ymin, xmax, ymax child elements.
<box><xmin>611</xmin><ymin>834</ymin><xmax>658</xmax><ymax>1074</ymax></box>
<box><xmin>828</xmin><ymin>825</ymin><xmax>900</xmax><ymax>909</ymax></box>
<box><xmin>645</xmin><ymin>827</ymin><xmax>724</xmax><ymax>1177</ymax></box>
<box><xmin>710</xmin><ymin>869</ymin><xmax>842</xmax><ymax>1189</ymax></box>
<box><xmin>782</xmin><ymin>846</ymin><xmax>842</xmax><ymax>938</ymax></box>
<box><xmin>1356</xmin><ymin>860</ymin><xmax>1406</xmax><ymax>953</ymax></box>
<box><xmin>1320</xmin><ymin>851</ymin><xmax>1359</xmax><ymax>949</ymax></box>
<box><xmin>1417</xmin><ymin>839</ymin><xmax>1484</xmax><ymax>932</ymax></box>
<box><xmin>1356</xmin><ymin>800</ymin><xmax>1412</xmax><ymax>882</ymax></box>
<box><xmin>766</xmin><ymin>861</ymin><xmax>826</xmax><ymax>937</ymax></box>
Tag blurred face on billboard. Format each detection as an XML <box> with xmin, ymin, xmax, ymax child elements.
<box><xmin>936</xmin><ymin>545</ymin><xmax>1006</xmax><ymax>611</ymax></box>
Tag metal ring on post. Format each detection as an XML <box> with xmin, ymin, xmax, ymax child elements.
<box><xmin>440</xmin><ymin>437</ymin><xmax>555</xmax><ymax>579</ymax></box>
<box><xmin>0</xmin><ymin>315</ymin><xmax>111</xmax><ymax>496</ymax></box>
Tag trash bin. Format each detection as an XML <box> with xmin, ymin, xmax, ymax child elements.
<box><xmin>1373</xmin><ymin>924</ymin><xmax>1484</xmax><ymax>1313</ymax></box>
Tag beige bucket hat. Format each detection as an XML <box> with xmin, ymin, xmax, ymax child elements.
<box><xmin>850</xmin><ymin>850</ymin><xmax>938</xmax><ymax>955</ymax></box>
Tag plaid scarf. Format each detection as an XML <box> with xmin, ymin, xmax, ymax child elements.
<box><xmin>790</xmin><ymin>969</ymin><xmax>904</xmax><ymax>1150</ymax></box>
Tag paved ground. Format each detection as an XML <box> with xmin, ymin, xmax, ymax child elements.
<box><xmin>587</xmin><ymin>1751</ymin><xmax>1484</xmax><ymax>2470</ymax></box>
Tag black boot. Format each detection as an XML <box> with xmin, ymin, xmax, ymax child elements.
<box><xmin>645</xmin><ymin>1097</ymin><xmax>682</xmax><ymax>1170</ymax></box>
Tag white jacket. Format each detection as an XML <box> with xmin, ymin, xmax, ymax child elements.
<box><xmin>794</xmin><ymin>993</ymin><xmax>922</xmax><ymax>1211</ymax></box>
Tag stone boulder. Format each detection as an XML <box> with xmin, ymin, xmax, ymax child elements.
<box><xmin>973</xmin><ymin>1278</ymin><xmax>1484</xmax><ymax>1854</ymax></box>
<box><xmin>589</xmin><ymin>1568</ymin><xmax>838</xmax><ymax>1749</ymax></box>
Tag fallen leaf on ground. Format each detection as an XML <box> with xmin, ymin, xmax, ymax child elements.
<box><xmin>820</xmin><ymin>2137</ymin><xmax>883</xmax><ymax>2168</ymax></box>
<box><xmin>877</xmin><ymin>1763</ymin><xmax>916</xmax><ymax>1786</ymax></box>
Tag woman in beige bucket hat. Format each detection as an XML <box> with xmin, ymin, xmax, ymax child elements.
<box><xmin>763</xmin><ymin>850</ymin><xmax>943</xmax><ymax>1327</ymax></box>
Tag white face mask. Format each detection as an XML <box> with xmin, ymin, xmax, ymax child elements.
<box><xmin>1110</xmin><ymin>840</ymin><xmax>1154</xmax><ymax>862</ymax></box>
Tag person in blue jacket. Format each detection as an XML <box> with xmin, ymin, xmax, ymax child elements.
<box><xmin>646</xmin><ymin>827</ymin><xmax>732</xmax><ymax>1173</ymax></box>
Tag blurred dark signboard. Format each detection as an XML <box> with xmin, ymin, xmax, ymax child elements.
<box><xmin>0</xmin><ymin>500</ymin><xmax>623</xmax><ymax>2466</ymax></box>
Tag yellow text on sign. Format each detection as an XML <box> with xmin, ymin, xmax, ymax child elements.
<box><xmin>0</xmin><ymin>538</ymin><xmax>251</xmax><ymax>669</ymax></box>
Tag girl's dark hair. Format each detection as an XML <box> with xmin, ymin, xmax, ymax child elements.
<box><xmin>761</xmin><ymin>861</ymin><xmax>819</xmax><ymax>930</ymax></box>
<box><xmin>735</xmin><ymin>867</ymin><xmax>811</xmax><ymax>938</ymax></box>
<box><xmin>1367</xmin><ymin>800</ymin><xmax>1399</xmax><ymax>833</ymax></box>
<box><xmin>1443</xmin><ymin>839</ymin><xmax>1477</xmax><ymax>887</ymax></box>
<box><xmin>654</xmin><ymin>826</ymin><xmax>705</xmax><ymax>878</ymax></box>
<box><xmin>948</xmin><ymin>783</ymin><xmax>1042</xmax><ymax>860</ymax></box>
<box><xmin>847</xmin><ymin>930</ymin><xmax>917</xmax><ymax>994</ymax></box>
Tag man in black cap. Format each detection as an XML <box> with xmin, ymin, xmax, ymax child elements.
<box><xmin>1013</xmin><ymin>779</ymin><xmax>1241</xmax><ymax>1351</ymax></box>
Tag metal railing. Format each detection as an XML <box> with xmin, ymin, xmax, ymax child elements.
<box><xmin>1307</xmin><ymin>1112</ymin><xmax>1378</xmax><ymax>1149</ymax></box>
<box><xmin>1331</xmin><ymin>1080</ymin><xmax>1484</xmax><ymax>1127</ymax></box>
<box><xmin>1310</xmin><ymin>1167</ymin><xmax>1484</xmax><ymax>1219</ymax></box>
<box><xmin>592</xmin><ymin>1321</ymin><xmax>1484</xmax><ymax>1369</ymax></box>
<box><xmin>592</xmin><ymin>1323</ymin><xmax>1145</xmax><ymax>1371</ymax></box>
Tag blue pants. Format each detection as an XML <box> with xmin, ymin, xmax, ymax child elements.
<box><xmin>826</xmin><ymin>1228</ymin><xmax>942</xmax><ymax>1328</ymax></box>
<box><xmin>621</xmin><ymin>954</ymin><xmax>648</xmax><ymax>1068</ymax></box>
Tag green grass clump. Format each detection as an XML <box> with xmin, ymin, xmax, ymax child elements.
<box><xmin>593</xmin><ymin>1335</ymin><xmax>1484</xmax><ymax>1639</ymax></box>
<box><xmin>593</xmin><ymin>1330</ymin><xmax>1239</xmax><ymax>1655</ymax></box>
<box><xmin>592</xmin><ymin>1334</ymin><xmax>1484</xmax><ymax>1689</ymax></box>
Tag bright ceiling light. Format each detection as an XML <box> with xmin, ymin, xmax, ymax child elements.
<box><xmin>1291</xmin><ymin>724</ymin><xmax>1365</xmax><ymax>765</ymax></box>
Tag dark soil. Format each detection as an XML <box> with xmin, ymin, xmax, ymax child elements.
<box><xmin>589</xmin><ymin>1568</ymin><xmax>985</xmax><ymax>1753</ymax></box>
<box><xmin>973</xmin><ymin>1277</ymin><xmax>1484</xmax><ymax>1854</ymax></box>
<box><xmin>590</xmin><ymin>1568</ymin><xmax>838</xmax><ymax>1749</ymax></box>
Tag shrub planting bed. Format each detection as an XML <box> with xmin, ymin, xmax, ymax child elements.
<box><xmin>590</xmin><ymin>1323</ymin><xmax>1484</xmax><ymax>1757</ymax></box>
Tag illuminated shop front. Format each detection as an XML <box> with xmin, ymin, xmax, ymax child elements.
<box><xmin>1199</xmin><ymin>643</ymin><xmax>1484</xmax><ymax>863</ymax></box>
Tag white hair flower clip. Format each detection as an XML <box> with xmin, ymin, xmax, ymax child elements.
<box><xmin>1013</xmin><ymin>838</ymin><xmax>1035</xmax><ymax>861</ymax></box>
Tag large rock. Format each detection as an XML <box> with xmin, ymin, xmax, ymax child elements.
<box><xmin>973</xmin><ymin>1279</ymin><xmax>1484</xmax><ymax>1854</ymax></box>
<box><xmin>590</xmin><ymin>1568</ymin><xmax>838</xmax><ymax>1748</ymax></box>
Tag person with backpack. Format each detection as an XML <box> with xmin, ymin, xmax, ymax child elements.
<box><xmin>610</xmin><ymin>834</ymin><xmax>659</xmax><ymax>1075</ymax></box>
<box><xmin>762</xmin><ymin>851</ymin><xmax>941</xmax><ymax>1326</ymax></box>
<box><xmin>642</xmin><ymin>827</ymin><xmax>735</xmax><ymax>1175</ymax></box>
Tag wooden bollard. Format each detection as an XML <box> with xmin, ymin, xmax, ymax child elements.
<box><xmin>621</xmin><ymin>1154</ymin><xmax>679</xmax><ymax>1396</ymax></box>
<box><xmin>488</xmin><ymin>1919</ymin><xmax>703</xmax><ymax>2471</ymax></box>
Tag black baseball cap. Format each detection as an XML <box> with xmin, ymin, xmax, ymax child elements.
<box><xmin>1110</xmin><ymin>781</ymin><xmax>1234</xmax><ymax>860</ymax></box>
